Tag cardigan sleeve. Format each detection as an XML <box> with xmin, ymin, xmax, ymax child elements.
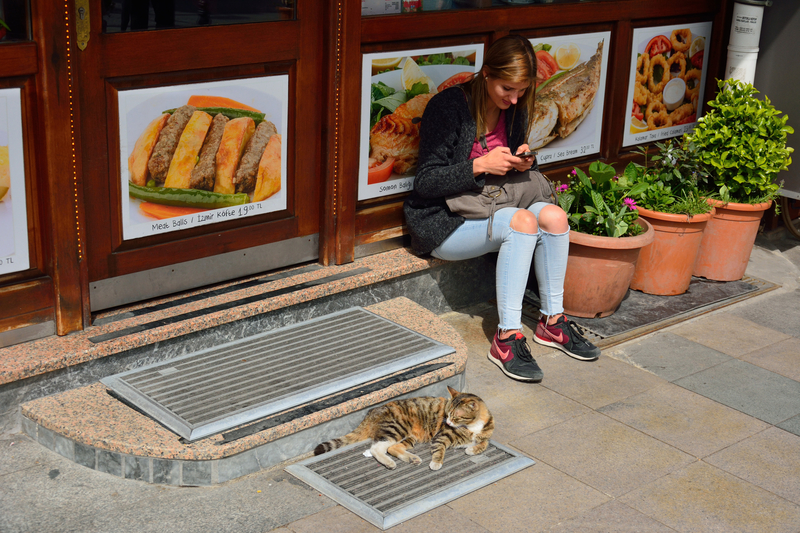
<box><xmin>412</xmin><ymin>89</ymin><xmax>484</xmax><ymax>199</ymax></box>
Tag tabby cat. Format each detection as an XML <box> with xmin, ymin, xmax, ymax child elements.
<box><xmin>314</xmin><ymin>386</ymin><xmax>494</xmax><ymax>471</ymax></box>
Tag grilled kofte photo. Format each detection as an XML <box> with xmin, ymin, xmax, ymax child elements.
<box><xmin>127</xmin><ymin>96</ymin><xmax>282</xmax><ymax>219</ymax></box>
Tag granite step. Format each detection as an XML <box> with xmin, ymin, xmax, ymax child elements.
<box><xmin>0</xmin><ymin>248</ymin><xmax>495</xmax><ymax>434</ymax></box>
<box><xmin>19</xmin><ymin>297</ymin><xmax>468</xmax><ymax>486</ymax></box>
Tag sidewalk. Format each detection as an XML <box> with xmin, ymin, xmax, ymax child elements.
<box><xmin>2</xmin><ymin>232</ymin><xmax>799</xmax><ymax>533</ymax></box>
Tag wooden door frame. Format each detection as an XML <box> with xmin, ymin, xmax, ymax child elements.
<box><xmin>75</xmin><ymin>1</ymin><xmax>324</xmax><ymax>290</ymax></box>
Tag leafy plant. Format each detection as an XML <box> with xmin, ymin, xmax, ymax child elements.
<box><xmin>623</xmin><ymin>139</ymin><xmax>713</xmax><ymax>215</ymax></box>
<box><xmin>558</xmin><ymin>161</ymin><xmax>643</xmax><ymax>238</ymax></box>
<box><xmin>685</xmin><ymin>78</ymin><xmax>794</xmax><ymax>203</ymax></box>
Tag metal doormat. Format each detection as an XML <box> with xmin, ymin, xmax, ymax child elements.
<box><xmin>101</xmin><ymin>307</ymin><xmax>455</xmax><ymax>441</ymax></box>
<box><xmin>286</xmin><ymin>440</ymin><xmax>534</xmax><ymax>530</ymax></box>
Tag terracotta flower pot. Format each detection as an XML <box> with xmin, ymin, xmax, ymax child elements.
<box><xmin>630</xmin><ymin>207</ymin><xmax>714</xmax><ymax>296</ymax></box>
<box><xmin>563</xmin><ymin>219</ymin><xmax>654</xmax><ymax>318</ymax></box>
<box><xmin>692</xmin><ymin>199</ymin><xmax>772</xmax><ymax>281</ymax></box>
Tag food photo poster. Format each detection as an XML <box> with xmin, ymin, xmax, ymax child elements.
<box><xmin>0</xmin><ymin>88</ymin><xmax>30</xmax><ymax>276</ymax></box>
<box><xmin>118</xmin><ymin>76</ymin><xmax>289</xmax><ymax>241</ymax></box>
<box><xmin>527</xmin><ymin>31</ymin><xmax>611</xmax><ymax>166</ymax></box>
<box><xmin>623</xmin><ymin>21</ymin><xmax>712</xmax><ymax>147</ymax></box>
<box><xmin>358</xmin><ymin>44</ymin><xmax>484</xmax><ymax>201</ymax></box>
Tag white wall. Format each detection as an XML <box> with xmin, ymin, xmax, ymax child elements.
<box><xmin>752</xmin><ymin>0</ymin><xmax>800</xmax><ymax>198</ymax></box>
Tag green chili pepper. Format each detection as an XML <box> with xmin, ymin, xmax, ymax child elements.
<box><xmin>128</xmin><ymin>183</ymin><xmax>249</xmax><ymax>208</ymax></box>
<box><xmin>161</xmin><ymin>106</ymin><xmax>266</xmax><ymax>125</ymax></box>
<box><xmin>535</xmin><ymin>70</ymin><xmax>568</xmax><ymax>94</ymax></box>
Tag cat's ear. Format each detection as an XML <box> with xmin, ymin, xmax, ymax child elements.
<box><xmin>447</xmin><ymin>386</ymin><xmax>460</xmax><ymax>398</ymax></box>
<box><xmin>467</xmin><ymin>400</ymin><xmax>477</xmax><ymax>410</ymax></box>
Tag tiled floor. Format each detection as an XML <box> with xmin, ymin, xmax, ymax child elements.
<box><xmin>1</xmin><ymin>234</ymin><xmax>800</xmax><ymax>532</ymax></box>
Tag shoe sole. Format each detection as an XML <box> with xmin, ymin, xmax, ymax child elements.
<box><xmin>487</xmin><ymin>352</ymin><xmax>543</xmax><ymax>382</ymax></box>
<box><xmin>533</xmin><ymin>335</ymin><xmax>600</xmax><ymax>361</ymax></box>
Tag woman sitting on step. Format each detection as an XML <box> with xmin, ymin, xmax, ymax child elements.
<box><xmin>403</xmin><ymin>35</ymin><xmax>600</xmax><ymax>383</ymax></box>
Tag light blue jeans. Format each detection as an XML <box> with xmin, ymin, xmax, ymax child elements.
<box><xmin>431</xmin><ymin>202</ymin><xmax>569</xmax><ymax>331</ymax></box>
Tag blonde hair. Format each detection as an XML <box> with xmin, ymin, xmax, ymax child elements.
<box><xmin>464</xmin><ymin>35</ymin><xmax>537</xmax><ymax>141</ymax></box>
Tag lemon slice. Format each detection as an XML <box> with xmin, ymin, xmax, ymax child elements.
<box><xmin>401</xmin><ymin>57</ymin><xmax>437</xmax><ymax>93</ymax></box>
<box><xmin>630</xmin><ymin>116</ymin><xmax>648</xmax><ymax>134</ymax></box>
<box><xmin>0</xmin><ymin>146</ymin><xmax>10</xmax><ymax>201</ymax></box>
<box><xmin>689</xmin><ymin>36</ymin><xmax>705</xmax><ymax>59</ymax></box>
<box><xmin>371</xmin><ymin>57</ymin><xmax>402</xmax><ymax>76</ymax></box>
<box><xmin>554</xmin><ymin>43</ymin><xmax>581</xmax><ymax>70</ymax></box>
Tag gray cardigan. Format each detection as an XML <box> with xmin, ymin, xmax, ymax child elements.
<box><xmin>403</xmin><ymin>86</ymin><xmax>549</xmax><ymax>255</ymax></box>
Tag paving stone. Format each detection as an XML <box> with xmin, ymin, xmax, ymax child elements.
<box><xmin>124</xmin><ymin>455</ymin><xmax>150</xmax><ymax>482</ymax></box>
<box><xmin>96</xmin><ymin>449</ymin><xmax>122</xmax><ymax>477</ymax></box>
<box><xmin>609</xmin><ymin>332</ymin><xmax>731</xmax><ymax>382</ymax></box>
<box><xmin>674</xmin><ymin>359</ymin><xmax>800</xmax><ymax>424</ymax></box>
<box><xmin>73</xmin><ymin>441</ymin><xmax>96</xmax><ymax>469</ymax></box>
<box><xmin>446</xmin><ymin>460</ymin><xmax>609</xmax><ymax>533</ymax></box>
<box><xmin>538</xmin><ymin>352</ymin><xmax>666</xmax><ymax>410</ymax></box>
<box><xmin>543</xmin><ymin>499</ymin><xmax>675</xmax><ymax>533</ymax></box>
<box><xmin>739</xmin><ymin>337</ymin><xmax>800</xmax><ymax>381</ymax></box>
<box><xmin>779</xmin><ymin>414</ymin><xmax>800</xmax><ymax>437</ymax></box>
<box><xmin>285</xmin><ymin>504</ymin><xmax>379</xmax><ymax>532</ymax></box>
<box><xmin>467</xmin><ymin>368</ymin><xmax>591</xmax><ymax>443</ymax></box>
<box><xmin>513</xmin><ymin>412</ymin><xmax>694</xmax><ymax>498</ymax></box>
<box><xmin>182</xmin><ymin>460</ymin><xmax>212</xmax><ymax>486</ymax></box>
<box><xmin>730</xmin><ymin>289</ymin><xmax>800</xmax><ymax>339</ymax></box>
<box><xmin>152</xmin><ymin>458</ymin><xmax>180</xmax><ymax>485</ymax></box>
<box><xmin>218</xmin><ymin>449</ymin><xmax>261</xmax><ymax>484</ymax></box>
<box><xmin>599</xmin><ymin>383</ymin><xmax>769</xmax><ymax>458</ymax></box>
<box><xmin>673</xmin><ymin>313</ymin><xmax>791</xmax><ymax>358</ymax></box>
<box><xmin>620</xmin><ymin>461</ymin><xmax>800</xmax><ymax>532</ymax></box>
<box><xmin>705</xmin><ymin>426</ymin><xmax>800</xmax><ymax>506</ymax></box>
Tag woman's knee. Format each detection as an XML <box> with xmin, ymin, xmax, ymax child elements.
<box><xmin>538</xmin><ymin>205</ymin><xmax>569</xmax><ymax>233</ymax></box>
<box><xmin>510</xmin><ymin>209</ymin><xmax>539</xmax><ymax>234</ymax></box>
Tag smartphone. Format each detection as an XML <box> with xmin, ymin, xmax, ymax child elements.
<box><xmin>515</xmin><ymin>150</ymin><xmax>537</xmax><ymax>159</ymax></box>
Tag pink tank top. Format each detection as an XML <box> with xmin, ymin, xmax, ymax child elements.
<box><xmin>469</xmin><ymin>111</ymin><xmax>508</xmax><ymax>159</ymax></box>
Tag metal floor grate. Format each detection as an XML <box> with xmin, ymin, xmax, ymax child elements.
<box><xmin>286</xmin><ymin>440</ymin><xmax>534</xmax><ymax>530</ymax></box>
<box><xmin>101</xmin><ymin>307</ymin><xmax>455</xmax><ymax>440</ymax></box>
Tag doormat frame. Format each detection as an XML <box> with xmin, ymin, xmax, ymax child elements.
<box><xmin>100</xmin><ymin>307</ymin><xmax>455</xmax><ymax>441</ymax></box>
<box><xmin>285</xmin><ymin>440</ymin><xmax>534</xmax><ymax>530</ymax></box>
<box><xmin>522</xmin><ymin>275</ymin><xmax>778</xmax><ymax>350</ymax></box>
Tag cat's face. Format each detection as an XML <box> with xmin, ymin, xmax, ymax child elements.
<box><xmin>445</xmin><ymin>394</ymin><xmax>481</xmax><ymax>428</ymax></box>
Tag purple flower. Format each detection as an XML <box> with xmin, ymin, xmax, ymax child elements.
<box><xmin>556</xmin><ymin>183</ymin><xmax>569</xmax><ymax>193</ymax></box>
<box><xmin>571</xmin><ymin>169</ymin><xmax>578</xmax><ymax>175</ymax></box>
<box><xmin>623</xmin><ymin>197</ymin><xmax>638</xmax><ymax>210</ymax></box>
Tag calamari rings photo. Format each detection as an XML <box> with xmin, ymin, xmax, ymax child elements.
<box><xmin>630</xmin><ymin>28</ymin><xmax>705</xmax><ymax>134</ymax></box>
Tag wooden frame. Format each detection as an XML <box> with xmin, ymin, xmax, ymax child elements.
<box><xmin>0</xmin><ymin>0</ymin><xmax>736</xmax><ymax>338</ymax></box>
<box><xmin>343</xmin><ymin>0</ymin><xmax>732</xmax><ymax>262</ymax></box>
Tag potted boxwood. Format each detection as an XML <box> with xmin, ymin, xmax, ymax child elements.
<box><xmin>685</xmin><ymin>78</ymin><xmax>794</xmax><ymax>281</ymax></box>
<box><xmin>623</xmin><ymin>139</ymin><xmax>715</xmax><ymax>296</ymax></box>
<box><xmin>558</xmin><ymin>161</ymin><xmax>654</xmax><ymax>318</ymax></box>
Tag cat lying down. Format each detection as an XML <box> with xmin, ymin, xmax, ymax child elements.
<box><xmin>314</xmin><ymin>386</ymin><xmax>494</xmax><ymax>471</ymax></box>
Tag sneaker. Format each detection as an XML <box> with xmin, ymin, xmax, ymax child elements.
<box><xmin>534</xmin><ymin>315</ymin><xmax>600</xmax><ymax>361</ymax></box>
<box><xmin>488</xmin><ymin>331</ymin><xmax>544</xmax><ymax>382</ymax></box>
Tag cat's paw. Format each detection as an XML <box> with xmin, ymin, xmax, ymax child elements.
<box><xmin>465</xmin><ymin>447</ymin><xmax>477</xmax><ymax>456</ymax></box>
<box><xmin>429</xmin><ymin>461</ymin><xmax>442</xmax><ymax>471</ymax></box>
<box><xmin>408</xmin><ymin>454</ymin><xmax>422</xmax><ymax>465</ymax></box>
<box><xmin>384</xmin><ymin>460</ymin><xmax>397</xmax><ymax>470</ymax></box>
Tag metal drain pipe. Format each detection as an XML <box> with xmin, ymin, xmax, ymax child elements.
<box><xmin>724</xmin><ymin>0</ymin><xmax>772</xmax><ymax>84</ymax></box>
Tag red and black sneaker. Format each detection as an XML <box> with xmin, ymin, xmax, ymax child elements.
<box><xmin>534</xmin><ymin>315</ymin><xmax>600</xmax><ymax>361</ymax></box>
<box><xmin>488</xmin><ymin>331</ymin><xmax>544</xmax><ymax>382</ymax></box>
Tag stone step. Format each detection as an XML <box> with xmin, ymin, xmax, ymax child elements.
<box><xmin>0</xmin><ymin>248</ymin><xmax>495</xmax><ymax>434</ymax></box>
<box><xmin>19</xmin><ymin>297</ymin><xmax>468</xmax><ymax>486</ymax></box>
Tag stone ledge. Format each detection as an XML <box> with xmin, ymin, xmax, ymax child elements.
<box><xmin>19</xmin><ymin>297</ymin><xmax>468</xmax><ymax>485</ymax></box>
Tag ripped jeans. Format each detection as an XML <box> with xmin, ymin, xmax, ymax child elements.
<box><xmin>431</xmin><ymin>202</ymin><xmax>569</xmax><ymax>331</ymax></box>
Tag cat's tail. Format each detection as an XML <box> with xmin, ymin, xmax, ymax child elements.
<box><xmin>314</xmin><ymin>424</ymin><xmax>371</xmax><ymax>456</ymax></box>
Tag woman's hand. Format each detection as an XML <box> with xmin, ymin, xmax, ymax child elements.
<box><xmin>473</xmin><ymin>147</ymin><xmax>526</xmax><ymax>176</ymax></box>
<box><xmin>510</xmin><ymin>144</ymin><xmax>535</xmax><ymax>172</ymax></box>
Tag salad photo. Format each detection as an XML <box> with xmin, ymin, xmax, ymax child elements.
<box><xmin>359</xmin><ymin>45</ymin><xmax>483</xmax><ymax>200</ymax></box>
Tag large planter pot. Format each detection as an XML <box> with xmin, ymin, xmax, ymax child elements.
<box><xmin>563</xmin><ymin>219</ymin><xmax>654</xmax><ymax>318</ymax></box>
<box><xmin>692</xmin><ymin>199</ymin><xmax>772</xmax><ymax>281</ymax></box>
<box><xmin>630</xmin><ymin>207</ymin><xmax>714</xmax><ymax>296</ymax></box>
